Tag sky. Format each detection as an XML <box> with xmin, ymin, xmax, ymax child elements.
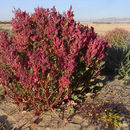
<box><xmin>0</xmin><ymin>0</ymin><xmax>130</xmax><ymax>21</ymax></box>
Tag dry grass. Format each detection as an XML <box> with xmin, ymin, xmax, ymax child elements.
<box><xmin>0</xmin><ymin>24</ymin><xmax>12</xmax><ymax>31</ymax></box>
<box><xmin>0</xmin><ymin>22</ymin><xmax>130</xmax><ymax>36</ymax></box>
<box><xmin>80</xmin><ymin>22</ymin><xmax>130</xmax><ymax>35</ymax></box>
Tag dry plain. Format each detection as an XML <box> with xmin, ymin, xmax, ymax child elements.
<box><xmin>81</xmin><ymin>22</ymin><xmax>130</xmax><ymax>35</ymax></box>
<box><xmin>0</xmin><ymin>22</ymin><xmax>130</xmax><ymax>35</ymax></box>
<box><xmin>0</xmin><ymin>24</ymin><xmax>12</xmax><ymax>31</ymax></box>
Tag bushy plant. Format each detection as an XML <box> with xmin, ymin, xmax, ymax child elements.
<box><xmin>0</xmin><ymin>6</ymin><xmax>109</xmax><ymax>115</ymax></box>
<box><xmin>118</xmin><ymin>45</ymin><xmax>130</xmax><ymax>79</ymax></box>
<box><xmin>104</xmin><ymin>28</ymin><xmax>129</xmax><ymax>46</ymax></box>
<box><xmin>79</xmin><ymin>99</ymin><xmax>122</xmax><ymax>127</ymax></box>
<box><xmin>102</xmin><ymin>45</ymin><xmax>127</xmax><ymax>75</ymax></box>
<box><xmin>102</xmin><ymin>28</ymin><xmax>130</xmax><ymax>76</ymax></box>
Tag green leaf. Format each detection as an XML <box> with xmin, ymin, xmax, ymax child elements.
<box><xmin>33</xmin><ymin>42</ymin><xmax>37</xmax><ymax>49</ymax></box>
<box><xmin>77</xmin><ymin>86</ymin><xmax>83</xmax><ymax>91</ymax></box>
<box><xmin>56</xmin><ymin>108</ymin><xmax>61</xmax><ymax>112</ymax></box>
<box><xmin>78</xmin><ymin>94</ymin><xmax>84</xmax><ymax>98</ymax></box>
<box><xmin>28</xmin><ymin>68</ymin><xmax>33</xmax><ymax>73</ymax></box>
<box><xmin>69</xmin><ymin>107</ymin><xmax>74</xmax><ymax>114</ymax></box>
<box><xmin>72</xmin><ymin>76</ymin><xmax>75</xmax><ymax>79</ymax></box>
<box><xmin>64</xmin><ymin>22</ymin><xmax>68</xmax><ymax>27</ymax></box>
<box><xmin>90</xmin><ymin>79</ymin><xmax>95</xmax><ymax>82</ymax></box>
<box><xmin>85</xmin><ymin>67</ymin><xmax>89</xmax><ymax>71</ymax></box>
<box><xmin>80</xmin><ymin>72</ymin><xmax>84</xmax><ymax>75</ymax></box>
<box><xmin>71</xmin><ymin>94</ymin><xmax>78</xmax><ymax>100</ymax></box>
<box><xmin>89</xmin><ymin>85</ymin><xmax>95</xmax><ymax>89</ymax></box>
<box><xmin>100</xmin><ymin>61</ymin><xmax>105</xmax><ymax>66</ymax></box>
<box><xmin>47</xmin><ymin>73</ymin><xmax>52</xmax><ymax>81</ymax></box>
<box><xmin>96</xmin><ymin>82</ymin><xmax>103</xmax><ymax>87</ymax></box>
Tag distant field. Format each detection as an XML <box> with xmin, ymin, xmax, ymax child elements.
<box><xmin>0</xmin><ymin>22</ymin><xmax>130</xmax><ymax>35</ymax></box>
<box><xmin>80</xmin><ymin>22</ymin><xmax>130</xmax><ymax>35</ymax></box>
<box><xmin>0</xmin><ymin>24</ymin><xmax>12</xmax><ymax>31</ymax></box>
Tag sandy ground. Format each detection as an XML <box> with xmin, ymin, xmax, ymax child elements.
<box><xmin>0</xmin><ymin>78</ymin><xmax>129</xmax><ymax>130</ymax></box>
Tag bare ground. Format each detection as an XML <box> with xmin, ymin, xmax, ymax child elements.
<box><xmin>0</xmin><ymin>77</ymin><xmax>130</xmax><ymax>130</ymax></box>
<box><xmin>80</xmin><ymin>22</ymin><xmax>130</xmax><ymax>35</ymax></box>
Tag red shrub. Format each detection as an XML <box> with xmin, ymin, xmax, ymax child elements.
<box><xmin>0</xmin><ymin>6</ymin><xmax>109</xmax><ymax>115</ymax></box>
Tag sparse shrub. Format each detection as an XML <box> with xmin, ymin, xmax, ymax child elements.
<box><xmin>79</xmin><ymin>99</ymin><xmax>122</xmax><ymax>127</ymax></box>
<box><xmin>101</xmin><ymin>110</ymin><xmax>122</xmax><ymax>127</ymax></box>
<box><xmin>104</xmin><ymin>28</ymin><xmax>129</xmax><ymax>46</ymax></box>
<box><xmin>102</xmin><ymin>45</ymin><xmax>128</xmax><ymax>75</ymax></box>
<box><xmin>118</xmin><ymin>45</ymin><xmax>130</xmax><ymax>79</ymax></box>
<box><xmin>0</xmin><ymin>6</ymin><xmax>109</xmax><ymax>115</ymax></box>
<box><xmin>102</xmin><ymin>28</ymin><xmax>130</xmax><ymax>76</ymax></box>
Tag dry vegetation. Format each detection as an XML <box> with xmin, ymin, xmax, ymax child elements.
<box><xmin>0</xmin><ymin>24</ymin><xmax>12</xmax><ymax>31</ymax></box>
<box><xmin>1</xmin><ymin>22</ymin><xmax>130</xmax><ymax>35</ymax></box>
<box><xmin>81</xmin><ymin>22</ymin><xmax>130</xmax><ymax>35</ymax></box>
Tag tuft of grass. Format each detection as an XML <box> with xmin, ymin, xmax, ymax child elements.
<box><xmin>79</xmin><ymin>99</ymin><xmax>123</xmax><ymax>127</ymax></box>
<box><xmin>0</xmin><ymin>91</ymin><xmax>5</xmax><ymax>100</ymax></box>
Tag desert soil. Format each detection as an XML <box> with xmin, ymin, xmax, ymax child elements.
<box><xmin>0</xmin><ymin>77</ymin><xmax>130</xmax><ymax>130</ymax></box>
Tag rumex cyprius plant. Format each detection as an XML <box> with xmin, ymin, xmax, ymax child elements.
<box><xmin>0</xmin><ymin>6</ymin><xmax>109</xmax><ymax>115</ymax></box>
